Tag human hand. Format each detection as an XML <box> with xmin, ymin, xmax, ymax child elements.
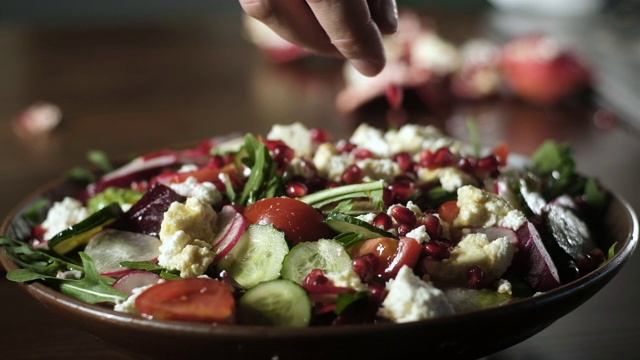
<box><xmin>238</xmin><ymin>0</ymin><xmax>398</xmax><ymax>77</ymax></box>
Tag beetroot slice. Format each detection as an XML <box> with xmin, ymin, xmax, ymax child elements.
<box><xmin>109</xmin><ymin>183</ymin><xmax>185</xmax><ymax>237</ymax></box>
<box><xmin>515</xmin><ymin>222</ymin><xmax>562</xmax><ymax>292</ymax></box>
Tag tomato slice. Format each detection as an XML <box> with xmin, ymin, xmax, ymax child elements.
<box><xmin>438</xmin><ymin>200</ymin><xmax>460</xmax><ymax>224</ymax></box>
<box><xmin>492</xmin><ymin>142</ymin><xmax>510</xmax><ymax>167</ymax></box>
<box><xmin>135</xmin><ymin>278</ymin><xmax>236</xmax><ymax>323</ymax></box>
<box><xmin>383</xmin><ymin>237</ymin><xmax>422</xmax><ymax>280</ymax></box>
<box><xmin>242</xmin><ymin>197</ymin><xmax>334</xmax><ymax>244</ymax></box>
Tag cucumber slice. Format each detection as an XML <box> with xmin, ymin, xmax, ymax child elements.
<box><xmin>281</xmin><ymin>239</ymin><xmax>353</xmax><ymax>285</ymax></box>
<box><xmin>216</xmin><ymin>224</ymin><xmax>289</xmax><ymax>289</ymax></box>
<box><xmin>49</xmin><ymin>202</ymin><xmax>124</xmax><ymax>255</ymax></box>
<box><xmin>325</xmin><ymin>212</ymin><xmax>396</xmax><ymax>239</ymax></box>
<box><xmin>238</xmin><ymin>279</ymin><xmax>311</xmax><ymax>327</ymax></box>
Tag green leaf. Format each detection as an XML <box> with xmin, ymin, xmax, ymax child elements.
<box><xmin>607</xmin><ymin>242</ymin><xmax>617</xmax><ymax>260</ymax></box>
<box><xmin>235</xmin><ymin>133</ymin><xmax>282</xmax><ymax>206</ymax></box>
<box><xmin>466</xmin><ymin>118</ymin><xmax>481</xmax><ymax>158</ymax></box>
<box><xmin>531</xmin><ymin>140</ymin><xmax>575</xmax><ymax>176</ymax></box>
<box><xmin>87</xmin><ymin>150</ymin><xmax>113</xmax><ymax>172</ymax></box>
<box><xmin>335</xmin><ymin>291</ymin><xmax>369</xmax><ymax>314</ymax></box>
<box><xmin>59</xmin><ymin>253</ymin><xmax>126</xmax><ymax>304</ymax></box>
<box><xmin>300</xmin><ymin>180</ymin><xmax>385</xmax><ymax>213</ymax></box>
<box><xmin>6</xmin><ymin>268</ymin><xmax>57</xmax><ymax>282</ymax></box>
<box><xmin>584</xmin><ymin>177</ymin><xmax>607</xmax><ymax>208</ymax></box>
<box><xmin>333</xmin><ymin>232</ymin><xmax>366</xmax><ymax>249</ymax></box>
<box><xmin>1</xmin><ymin>236</ymin><xmax>81</xmax><ymax>277</ymax></box>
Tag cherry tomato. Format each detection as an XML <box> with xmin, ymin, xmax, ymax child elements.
<box><xmin>438</xmin><ymin>200</ymin><xmax>460</xmax><ymax>224</ymax></box>
<box><xmin>492</xmin><ymin>142</ymin><xmax>510</xmax><ymax>167</ymax></box>
<box><xmin>242</xmin><ymin>197</ymin><xmax>334</xmax><ymax>244</ymax></box>
<box><xmin>135</xmin><ymin>278</ymin><xmax>236</xmax><ymax>323</ymax></box>
<box><xmin>349</xmin><ymin>237</ymin><xmax>422</xmax><ymax>280</ymax></box>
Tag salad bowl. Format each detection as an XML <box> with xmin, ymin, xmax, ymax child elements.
<box><xmin>0</xmin><ymin>129</ymin><xmax>638</xmax><ymax>360</ymax></box>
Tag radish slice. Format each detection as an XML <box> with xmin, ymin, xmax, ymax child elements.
<box><xmin>113</xmin><ymin>270</ymin><xmax>162</xmax><ymax>295</ymax></box>
<box><xmin>212</xmin><ymin>205</ymin><xmax>250</xmax><ymax>263</ymax></box>
<box><xmin>84</xmin><ymin>229</ymin><xmax>162</xmax><ymax>276</ymax></box>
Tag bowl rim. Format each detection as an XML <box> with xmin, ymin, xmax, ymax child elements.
<box><xmin>1</xmin><ymin>171</ymin><xmax>637</xmax><ymax>338</ymax></box>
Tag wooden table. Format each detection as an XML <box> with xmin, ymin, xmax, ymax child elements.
<box><xmin>1</xmin><ymin>5</ymin><xmax>639</xmax><ymax>360</ymax></box>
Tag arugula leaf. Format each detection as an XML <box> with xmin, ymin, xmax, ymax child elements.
<box><xmin>4</xmin><ymin>244</ymin><xmax>126</xmax><ymax>304</ymax></box>
<box><xmin>335</xmin><ymin>291</ymin><xmax>370</xmax><ymax>314</ymax></box>
<box><xmin>1</xmin><ymin>237</ymin><xmax>81</xmax><ymax>276</ymax></box>
<box><xmin>58</xmin><ymin>253</ymin><xmax>126</xmax><ymax>304</ymax></box>
<box><xmin>584</xmin><ymin>177</ymin><xmax>607</xmax><ymax>209</ymax></box>
<box><xmin>87</xmin><ymin>150</ymin><xmax>114</xmax><ymax>173</ymax></box>
<box><xmin>531</xmin><ymin>140</ymin><xmax>576</xmax><ymax>175</ymax></box>
<box><xmin>333</xmin><ymin>232</ymin><xmax>366</xmax><ymax>249</ymax></box>
<box><xmin>466</xmin><ymin>118</ymin><xmax>481</xmax><ymax>158</ymax></box>
<box><xmin>235</xmin><ymin>133</ymin><xmax>282</xmax><ymax>206</ymax></box>
<box><xmin>300</xmin><ymin>180</ymin><xmax>385</xmax><ymax>214</ymax></box>
<box><xmin>531</xmin><ymin>140</ymin><xmax>578</xmax><ymax>199</ymax></box>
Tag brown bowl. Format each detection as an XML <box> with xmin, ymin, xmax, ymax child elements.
<box><xmin>1</xmin><ymin>176</ymin><xmax>637</xmax><ymax>360</ymax></box>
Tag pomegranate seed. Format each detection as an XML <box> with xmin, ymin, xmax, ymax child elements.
<box><xmin>310</xmin><ymin>128</ymin><xmax>331</xmax><ymax>143</ymax></box>
<box><xmin>373</xmin><ymin>212</ymin><xmax>393</xmax><ymax>230</ymax></box>
<box><xmin>305</xmin><ymin>269</ymin><xmax>329</xmax><ymax>286</ymax></box>
<box><xmin>467</xmin><ymin>265</ymin><xmax>485</xmax><ymax>289</ymax></box>
<box><xmin>389</xmin><ymin>205</ymin><xmax>417</xmax><ymax>228</ymax></box>
<box><xmin>457</xmin><ymin>157</ymin><xmax>476</xmax><ymax>173</ymax></box>
<box><xmin>353</xmin><ymin>253</ymin><xmax>378</xmax><ymax>283</ymax></box>
<box><xmin>368</xmin><ymin>282</ymin><xmax>386</xmax><ymax>303</ymax></box>
<box><xmin>393</xmin><ymin>152</ymin><xmax>413</xmax><ymax>172</ymax></box>
<box><xmin>342</xmin><ymin>164</ymin><xmax>364</xmax><ymax>184</ymax></box>
<box><xmin>285</xmin><ymin>181</ymin><xmax>308</xmax><ymax>198</ymax></box>
<box><xmin>421</xmin><ymin>214</ymin><xmax>442</xmax><ymax>239</ymax></box>
<box><xmin>389</xmin><ymin>181</ymin><xmax>416</xmax><ymax>202</ymax></box>
<box><xmin>397</xmin><ymin>224</ymin><xmax>411</xmax><ymax>236</ymax></box>
<box><xmin>432</xmin><ymin>147</ymin><xmax>456</xmax><ymax>168</ymax></box>
<box><xmin>338</xmin><ymin>142</ymin><xmax>356</xmax><ymax>154</ymax></box>
<box><xmin>422</xmin><ymin>241</ymin><xmax>450</xmax><ymax>261</ymax></box>
<box><xmin>419</xmin><ymin>150</ymin><xmax>434</xmax><ymax>168</ymax></box>
<box><xmin>576</xmin><ymin>248</ymin><xmax>606</xmax><ymax>275</ymax></box>
<box><xmin>477</xmin><ymin>155</ymin><xmax>500</xmax><ymax>177</ymax></box>
<box><xmin>354</xmin><ymin>149</ymin><xmax>374</xmax><ymax>159</ymax></box>
<box><xmin>264</xmin><ymin>139</ymin><xmax>286</xmax><ymax>151</ymax></box>
<box><xmin>209</xmin><ymin>155</ymin><xmax>226</xmax><ymax>169</ymax></box>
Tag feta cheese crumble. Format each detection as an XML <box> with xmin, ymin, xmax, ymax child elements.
<box><xmin>158</xmin><ymin>197</ymin><xmax>218</xmax><ymax>277</ymax></box>
<box><xmin>378</xmin><ymin>265</ymin><xmax>454</xmax><ymax>323</ymax></box>
<box><xmin>423</xmin><ymin>232</ymin><xmax>516</xmax><ymax>286</ymax></box>
<box><xmin>41</xmin><ymin>197</ymin><xmax>91</xmax><ymax>241</ymax></box>
<box><xmin>454</xmin><ymin>185</ymin><xmax>527</xmax><ymax>230</ymax></box>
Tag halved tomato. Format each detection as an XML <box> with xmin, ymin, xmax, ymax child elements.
<box><xmin>242</xmin><ymin>197</ymin><xmax>334</xmax><ymax>244</ymax></box>
<box><xmin>438</xmin><ymin>200</ymin><xmax>460</xmax><ymax>224</ymax></box>
<box><xmin>349</xmin><ymin>237</ymin><xmax>422</xmax><ymax>280</ymax></box>
<box><xmin>135</xmin><ymin>278</ymin><xmax>236</xmax><ymax>323</ymax></box>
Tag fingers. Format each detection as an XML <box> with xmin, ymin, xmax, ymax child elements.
<box><xmin>368</xmin><ymin>0</ymin><xmax>399</xmax><ymax>35</ymax></box>
<box><xmin>239</xmin><ymin>0</ymin><xmax>399</xmax><ymax>77</ymax></box>
<box><xmin>239</xmin><ymin>0</ymin><xmax>337</xmax><ymax>55</ymax></box>
<box><xmin>305</xmin><ymin>0</ymin><xmax>387</xmax><ymax>76</ymax></box>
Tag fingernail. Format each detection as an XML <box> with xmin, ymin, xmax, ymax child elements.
<box><xmin>351</xmin><ymin>58</ymin><xmax>385</xmax><ymax>77</ymax></box>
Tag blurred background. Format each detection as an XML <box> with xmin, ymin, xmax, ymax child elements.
<box><xmin>0</xmin><ymin>1</ymin><xmax>639</xmax><ymax>359</ymax></box>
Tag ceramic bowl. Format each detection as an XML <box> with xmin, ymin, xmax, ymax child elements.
<box><xmin>1</xmin><ymin>175</ymin><xmax>637</xmax><ymax>360</ymax></box>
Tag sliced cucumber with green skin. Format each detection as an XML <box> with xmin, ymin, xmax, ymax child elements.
<box><xmin>238</xmin><ymin>279</ymin><xmax>311</xmax><ymax>327</ymax></box>
<box><xmin>281</xmin><ymin>239</ymin><xmax>353</xmax><ymax>285</ymax></box>
<box><xmin>325</xmin><ymin>212</ymin><xmax>396</xmax><ymax>239</ymax></box>
<box><xmin>49</xmin><ymin>202</ymin><xmax>124</xmax><ymax>255</ymax></box>
<box><xmin>216</xmin><ymin>224</ymin><xmax>289</xmax><ymax>289</ymax></box>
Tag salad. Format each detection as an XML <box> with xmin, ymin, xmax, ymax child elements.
<box><xmin>1</xmin><ymin>122</ymin><xmax>612</xmax><ymax>326</ymax></box>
